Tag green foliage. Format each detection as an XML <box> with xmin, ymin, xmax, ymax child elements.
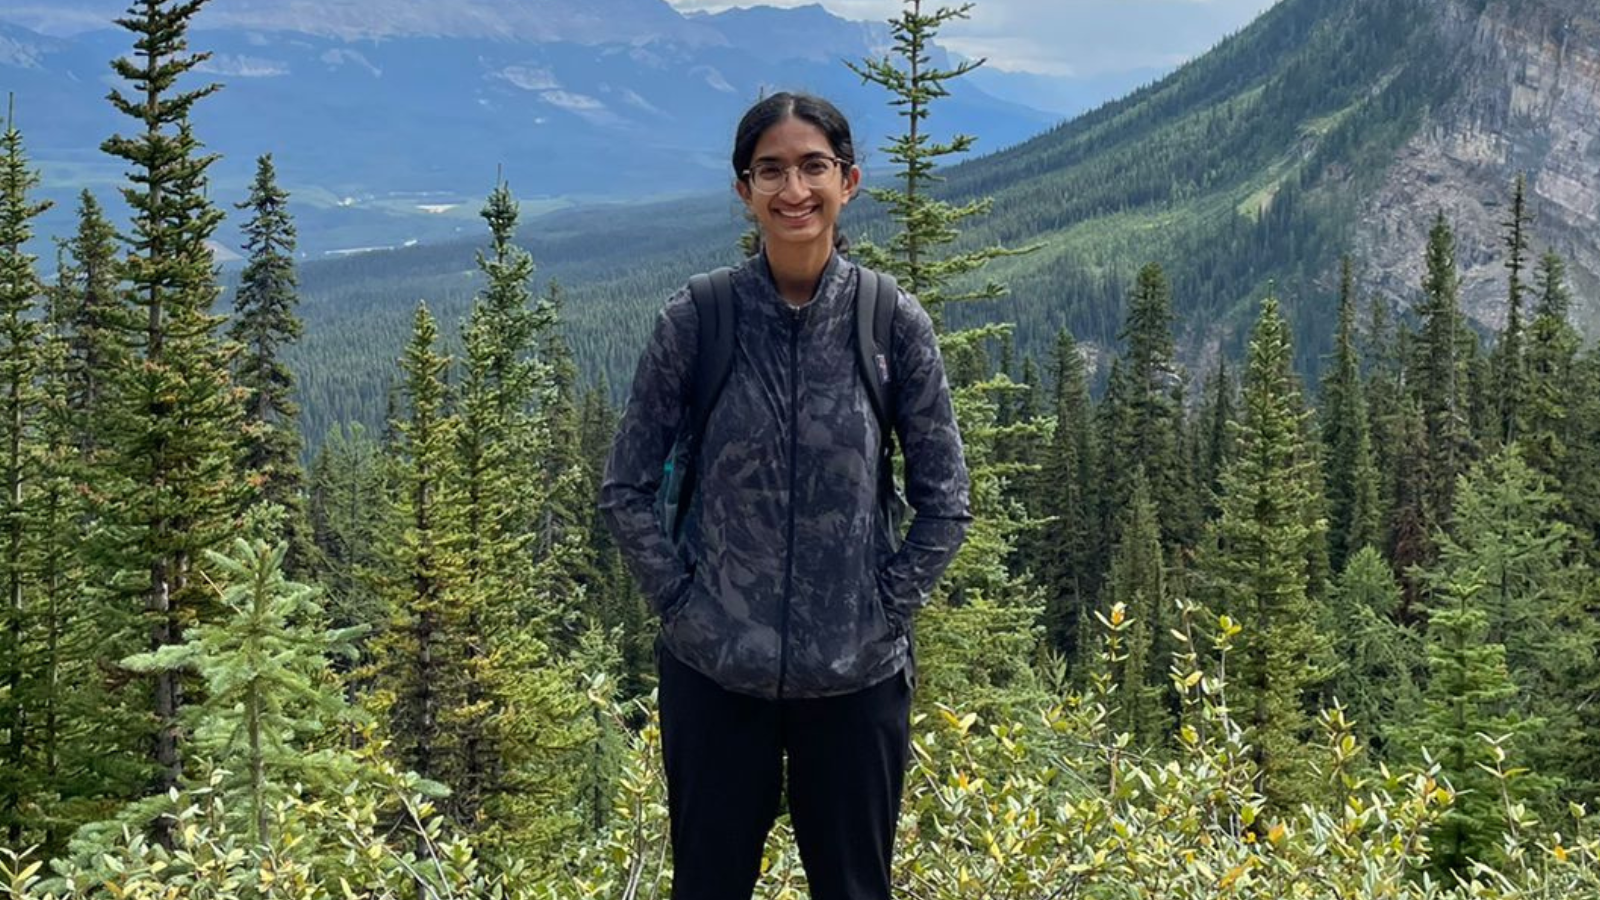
<box><xmin>845</xmin><ymin>0</ymin><xmax>1032</xmax><ymax>327</ymax></box>
<box><xmin>121</xmin><ymin>538</ymin><xmax>364</xmax><ymax>844</ymax></box>
<box><xmin>90</xmin><ymin>0</ymin><xmax>246</xmax><ymax>831</ymax></box>
<box><xmin>1321</xmin><ymin>256</ymin><xmax>1382</xmax><ymax>571</ymax></box>
<box><xmin>1197</xmin><ymin>296</ymin><xmax>1328</xmax><ymax>809</ymax></box>
<box><xmin>229</xmin><ymin>154</ymin><xmax>308</xmax><ymax>572</ymax></box>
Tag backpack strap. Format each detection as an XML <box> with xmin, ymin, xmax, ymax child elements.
<box><xmin>854</xmin><ymin>267</ymin><xmax>899</xmax><ymax>450</ymax></box>
<box><xmin>671</xmin><ymin>267</ymin><xmax>735</xmax><ymax>538</ymax></box>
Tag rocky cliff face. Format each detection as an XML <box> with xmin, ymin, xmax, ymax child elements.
<box><xmin>1354</xmin><ymin>0</ymin><xmax>1600</xmax><ymax>333</ymax></box>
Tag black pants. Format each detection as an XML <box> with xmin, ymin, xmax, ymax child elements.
<box><xmin>656</xmin><ymin>640</ymin><xmax>913</xmax><ymax>900</ymax></box>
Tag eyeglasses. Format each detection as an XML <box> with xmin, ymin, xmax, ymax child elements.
<box><xmin>741</xmin><ymin>156</ymin><xmax>850</xmax><ymax>194</ymax></box>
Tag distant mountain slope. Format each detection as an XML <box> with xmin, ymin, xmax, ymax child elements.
<box><xmin>275</xmin><ymin>0</ymin><xmax>1600</xmax><ymax>444</ymax></box>
<box><xmin>924</xmin><ymin>0</ymin><xmax>1600</xmax><ymax>367</ymax></box>
<box><xmin>0</xmin><ymin>1</ymin><xmax>1056</xmax><ymax>256</ymax></box>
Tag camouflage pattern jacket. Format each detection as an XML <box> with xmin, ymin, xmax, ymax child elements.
<box><xmin>600</xmin><ymin>253</ymin><xmax>971</xmax><ymax>699</ymax></box>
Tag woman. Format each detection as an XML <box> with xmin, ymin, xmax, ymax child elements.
<box><xmin>600</xmin><ymin>91</ymin><xmax>971</xmax><ymax>900</ymax></box>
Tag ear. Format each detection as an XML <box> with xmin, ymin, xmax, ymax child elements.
<box><xmin>841</xmin><ymin>164</ymin><xmax>862</xmax><ymax>204</ymax></box>
<box><xmin>735</xmin><ymin>177</ymin><xmax>753</xmax><ymax>208</ymax></box>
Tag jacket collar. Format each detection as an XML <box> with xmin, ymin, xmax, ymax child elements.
<box><xmin>735</xmin><ymin>250</ymin><xmax>851</xmax><ymax>324</ymax></box>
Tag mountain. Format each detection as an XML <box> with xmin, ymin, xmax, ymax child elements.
<box><xmin>265</xmin><ymin>0</ymin><xmax>1600</xmax><ymax>444</ymax></box>
<box><xmin>0</xmin><ymin>0</ymin><xmax>1057</xmax><ymax>256</ymax></box>
<box><xmin>920</xmin><ymin>0</ymin><xmax>1600</xmax><ymax>368</ymax></box>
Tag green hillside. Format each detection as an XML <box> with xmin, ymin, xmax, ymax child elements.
<box><xmin>288</xmin><ymin>0</ymin><xmax>1464</xmax><ymax>442</ymax></box>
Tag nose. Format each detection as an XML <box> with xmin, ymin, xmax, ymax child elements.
<box><xmin>777</xmin><ymin>166</ymin><xmax>811</xmax><ymax>200</ymax></box>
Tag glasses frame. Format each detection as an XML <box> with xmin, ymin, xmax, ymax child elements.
<box><xmin>741</xmin><ymin>156</ymin><xmax>851</xmax><ymax>195</ymax></box>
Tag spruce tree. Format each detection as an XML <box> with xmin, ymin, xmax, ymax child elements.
<box><xmin>1038</xmin><ymin>328</ymin><xmax>1098</xmax><ymax>668</ymax></box>
<box><xmin>371</xmin><ymin>302</ymin><xmax>462</xmax><ymax>798</ymax></box>
<box><xmin>1101</xmin><ymin>467</ymin><xmax>1167</xmax><ymax>745</ymax></box>
<box><xmin>1106</xmin><ymin>263</ymin><xmax>1192</xmax><ymax>550</ymax></box>
<box><xmin>1195</xmin><ymin>357</ymin><xmax>1236</xmax><ymax>523</ymax></box>
<box><xmin>1324</xmin><ymin>546</ymin><xmax>1420</xmax><ymax>759</ymax></box>
<box><xmin>1521</xmin><ymin>253</ymin><xmax>1580</xmax><ymax>487</ymax></box>
<box><xmin>846</xmin><ymin>0</ymin><xmax>1044</xmax><ymax>714</ymax></box>
<box><xmin>1430</xmin><ymin>447</ymin><xmax>1598</xmax><ymax>795</ymax></box>
<box><xmin>95</xmin><ymin>0</ymin><xmax>243</xmax><ymax>837</ymax></box>
<box><xmin>307</xmin><ymin>423</ymin><xmax>385</xmax><ymax>700</ymax></box>
<box><xmin>1412</xmin><ymin>213</ymin><xmax>1470</xmax><ymax>531</ymax></box>
<box><xmin>1320</xmin><ymin>256</ymin><xmax>1381</xmax><ymax>572</ymax></box>
<box><xmin>122</xmin><ymin>539</ymin><xmax>363</xmax><ymax>844</ymax></box>
<box><xmin>0</xmin><ymin>97</ymin><xmax>50</xmax><ymax>848</ymax></box>
<box><xmin>1198</xmin><ymin>296</ymin><xmax>1327</xmax><ymax>809</ymax></box>
<box><xmin>844</xmin><ymin>0</ymin><xmax>1026</xmax><ymax>328</ymax></box>
<box><xmin>451</xmin><ymin>185</ymin><xmax>592</xmax><ymax>854</ymax></box>
<box><xmin>1491</xmin><ymin>174</ymin><xmax>1531</xmax><ymax>448</ymax></box>
<box><xmin>229</xmin><ymin>154</ymin><xmax>308</xmax><ymax>568</ymax></box>
<box><xmin>56</xmin><ymin>191</ymin><xmax>122</xmax><ymax>457</ymax></box>
<box><xmin>1405</xmin><ymin>569</ymin><xmax>1528</xmax><ymax>874</ymax></box>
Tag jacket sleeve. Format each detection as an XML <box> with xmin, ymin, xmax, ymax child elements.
<box><xmin>878</xmin><ymin>291</ymin><xmax>972</xmax><ymax>618</ymax></box>
<box><xmin>599</xmin><ymin>287</ymin><xmax>697</xmax><ymax>615</ymax></box>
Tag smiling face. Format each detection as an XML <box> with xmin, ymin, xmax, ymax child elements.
<box><xmin>736</xmin><ymin>116</ymin><xmax>861</xmax><ymax>258</ymax></box>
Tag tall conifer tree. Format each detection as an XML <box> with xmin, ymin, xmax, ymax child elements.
<box><xmin>1321</xmin><ymin>256</ymin><xmax>1381</xmax><ymax>571</ymax></box>
<box><xmin>1492</xmin><ymin>174</ymin><xmax>1531</xmax><ymax>448</ymax></box>
<box><xmin>1106</xmin><ymin>263</ymin><xmax>1192</xmax><ymax>550</ymax></box>
<box><xmin>0</xmin><ymin>98</ymin><xmax>50</xmax><ymax>847</ymax></box>
<box><xmin>57</xmin><ymin>191</ymin><xmax>122</xmax><ymax>457</ymax></box>
<box><xmin>1412</xmin><ymin>213</ymin><xmax>1470</xmax><ymax>531</ymax></box>
<box><xmin>230</xmin><ymin>154</ymin><xmax>308</xmax><ymax>566</ymax></box>
<box><xmin>1198</xmin><ymin>297</ymin><xmax>1327</xmax><ymax>809</ymax></box>
<box><xmin>95</xmin><ymin>0</ymin><xmax>243</xmax><ymax>837</ymax></box>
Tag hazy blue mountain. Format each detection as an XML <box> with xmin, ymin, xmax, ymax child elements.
<box><xmin>1</xmin><ymin>0</ymin><xmax>1059</xmax><ymax>256</ymax></box>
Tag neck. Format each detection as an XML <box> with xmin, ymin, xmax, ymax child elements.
<box><xmin>764</xmin><ymin>238</ymin><xmax>834</xmax><ymax>307</ymax></box>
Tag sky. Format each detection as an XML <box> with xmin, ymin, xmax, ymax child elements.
<box><xmin>666</xmin><ymin>0</ymin><xmax>1281</xmax><ymax>77</ymax></box>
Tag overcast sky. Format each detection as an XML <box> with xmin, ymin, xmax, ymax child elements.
<box><xmin>667</xmin><ymin>0</ymin><xmax>1280</xmax><ymax>76</ymax></box>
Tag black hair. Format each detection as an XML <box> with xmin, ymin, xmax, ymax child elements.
<box><xmin>731</xmin><ymin>91</ymin><xmax>855</xmax><ymax>254</ymax></box>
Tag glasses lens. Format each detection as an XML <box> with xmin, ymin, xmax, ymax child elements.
<box><xmin>800</xmin><ymin>158</ymin><xmax>837</xmax><ymax>184</ymax></box>
<box><xmin>751</xmin><ymin>164</ymin><xmax>785</xmax><ymax>193</ymax></box>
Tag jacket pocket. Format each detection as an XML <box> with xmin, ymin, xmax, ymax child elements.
<box><xmin>875</xmin><ymin>570</ymin><xmax>908</xmax><ymax>638</ymax></box>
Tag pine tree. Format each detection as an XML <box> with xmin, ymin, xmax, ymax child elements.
<box><xmin>1198</xmin><ymin>296</ymin><xmax>1327</xmax><ymax>809</ymax></box>
<box><xmin>1492</xmin><ymin>174</ymin><xmax>1531</xmax><ymax>448</ymax></box>
<box><xmin>1521</xmin><ymin>253</ymin><xmax>1580</xmax><ymax>488</ymax></box>
<box><xmin>1412</xmin><ymin>213</ymin><xmax>1471</xmax><ymax>532</ymax></box>
<box><xmin>1037</xmin><ymin>328</ymin><xmax>1098</xmax><ymax>668</ymax></box>
<box><xmin>1324</xmin><ymin>546</ymin><xmax>1420</xmax><ymax>759</ymax></box>
<box><xmin>123</xmin><ymin>539</ymin><xmax>363</xmax><ymax>844</ymax></box>
<box><xmin>94</xmin><ymin>0</ymin><xmax>243</xmax><ymax>838</ymax></box>
<box><xmin>0</xmin><ymin>97</ymin><xmax>50</xmax><ymax>847</ymax></box>
<box><xmin>1101</xmin><ymin>468</ymin><xmax>1167</xmax><ymax>745</ymax></box>
<box><xmin>56</xmin><ymin>190</ymin><xmax>123</xmax><ymax>457</ymax></box>
<box><xmin>229</xmin><ymin>154</ymin><xmax>308</xmax><ymax>569</ymax></box>
<box><xmin>1320</xmin><ymin>256</ymin><xmax>1382</xmax><ymax>572</ymax></box>
<box><xmin>844</xmin><ymin>0</ymin><xmax>1028</xmax><ymax>329</ymax></box>
<box><xmin>1106</xmin><ymin>263</ymin><xmax>1193</xmax><ymax>550</ymax></box>
<box><xmin>371</xmin><ymin>302</ymin><xmax>462</xmax><ymax>796</ymax></box>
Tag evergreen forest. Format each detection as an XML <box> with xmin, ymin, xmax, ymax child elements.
<box><xmin>2</xmin><ymin>1</ymin><xmax>1599</xmax><ymax>898</ymax></box>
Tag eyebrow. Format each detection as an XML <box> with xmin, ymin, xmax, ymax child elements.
<box><xmin>752</xmin><ymin>150</ymin><xmax>834</xmax><ymax>164</ymax></box>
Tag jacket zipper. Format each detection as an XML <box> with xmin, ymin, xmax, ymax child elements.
<box><xmin>777</xmin><ymin>306</ymin><xmax>802</xmax><ymax>698</ymax></box>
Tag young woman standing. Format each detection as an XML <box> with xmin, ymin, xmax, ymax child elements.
<box><xmin>601</xmin><ymin>92</ymin><xmax>971</xmax><ymax>900</ymax></box>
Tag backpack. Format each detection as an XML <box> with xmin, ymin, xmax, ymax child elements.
<box><xmin>660</xmin><ymin>265</ymin><xmax>905</xmax><ymax>546</ymax></box>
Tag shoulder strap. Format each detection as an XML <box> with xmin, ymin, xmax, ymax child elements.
<box><xmin>854</xmin><ymin>267</ymin><xmax>899</xmax><ymax>447</ymax></box>
<box><xmin>685</xmin><ymin>267</ymin><xmax>736</xmax><ymax>448</ymax></box>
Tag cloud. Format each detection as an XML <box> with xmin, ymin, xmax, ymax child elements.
<box><xmin>664</xmin><ymin>0</ymin><xmax>1279</xmax><ymax>77</ymax></box>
